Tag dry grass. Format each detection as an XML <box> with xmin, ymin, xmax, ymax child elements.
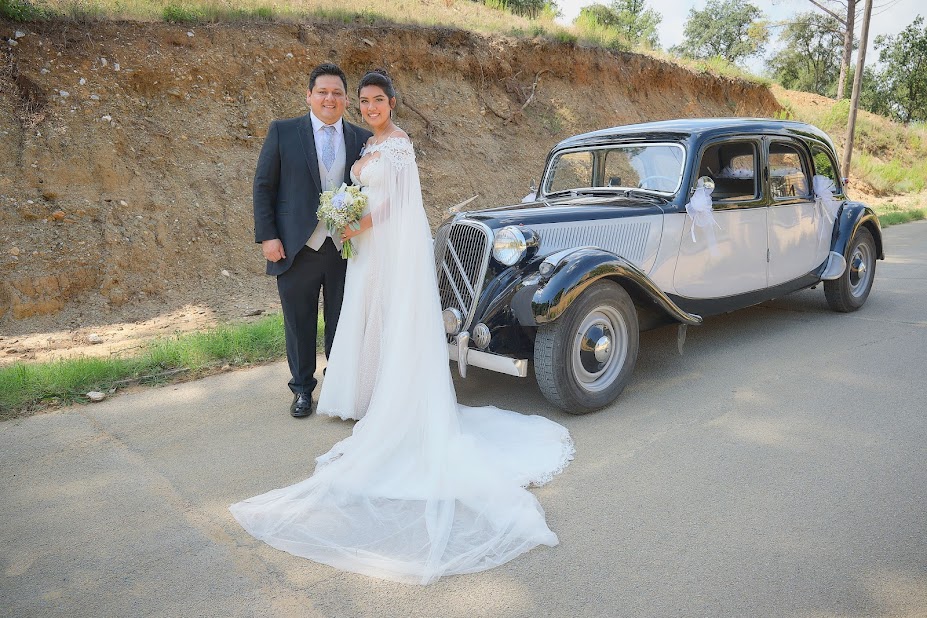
<box><xmin>29</xmin><ymin>0</ymin><xmax>562</xmax><ymax>35</ymax></box>
<box><xmin>773</xmin><ymin>85</ymin><xmax>927</xmax><ymax>222</ymax></box>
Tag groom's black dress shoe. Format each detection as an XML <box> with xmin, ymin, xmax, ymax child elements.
<box><xmin>290</xmin><ymin>393</ymin><xmax>313</xmax><ymax>418</ymax></box>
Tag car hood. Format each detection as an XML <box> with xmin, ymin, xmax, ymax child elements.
<box><xmin>455</xmin><ymin>194</ymin><xmax>669</xmax><ymax>230</ymax></box>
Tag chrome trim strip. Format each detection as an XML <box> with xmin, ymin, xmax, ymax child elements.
<box><xmin>445</xmin><ymin>240</ymin><xmax>476</xmax><ymax>297</ymax></box>
<box><xmin>441</xmin><ymin>261</ymin><xmax>468</xmax><ymax>313</ymax></box>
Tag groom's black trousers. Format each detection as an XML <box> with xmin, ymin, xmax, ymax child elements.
<box><xmin>276</xmin><ymin>238</ymin><xmax>346</xmax><ymax>396</ymax></box>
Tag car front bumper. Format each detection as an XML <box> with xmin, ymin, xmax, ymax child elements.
<box><xmin>447</xmin><ymin>331</ymin><xmax>528</xmax><ymax>379</ymax></box>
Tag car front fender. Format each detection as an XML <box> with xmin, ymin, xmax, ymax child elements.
<box><xmin>529</xmin><ymin>247</ymin><xmax>702</xmax><ymax>326</ymax></box>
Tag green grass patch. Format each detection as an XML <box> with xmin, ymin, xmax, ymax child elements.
<box><xmin>783</xmin><ymin>96</ymin><xmax>927</xmax><ymax>197</ymax></box>
<box><xmin>854</xmin><ymin>153</ymin><xmax>927</xmax><ymax>194</ymax></box>
<box><xmin>162</xmin><ymin>2</ymin><xmax>202</xmax><ymax>23</ymax></box>
<box><xmin>0</xmin><ymin>312</ymin><xmax>324</xmax><ymax>421</ymax></box>
<box><xmin>1</xmin><ymin>0</ymin><xmax>47</xmax><ymax>20</ymax></box>
<box><xmin>312</xmin><ymin>7</ymin><xmax>389</xmax><ymax>26</ymax></box>
<box><xmin>572</xmin><ymin>13</ymin><xmax>628</xmax><ymax>52</ymax></box>
<box><xmin>873</xmin><ymin>203</ymin><xmax>927</xmax><ymax>227</ymax></box>
<box><xmin>161</xmin><ymin>2</ymin><xmax>274</xmax><ymax>23</ymax></box>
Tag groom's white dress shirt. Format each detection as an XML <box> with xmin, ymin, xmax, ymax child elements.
<box><xmin>307</xmin><ymin>110</ymin><xmax>346</xmax><ymax>251</ymax></box>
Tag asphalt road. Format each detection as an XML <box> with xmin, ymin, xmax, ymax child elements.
<box><xmin>2</xmin><ymin>221</ymin><xmax>926</xmax><ymax>618</ymax></box>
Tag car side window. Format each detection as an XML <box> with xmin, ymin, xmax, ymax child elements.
<box><xmin>697</xmin><ymin>141</ymin><xmax>758</xmax><ymax>202</ymax></box>
<box><xmin>547</xmin><ymin>151</ymin><xmax>593</xmax><ymax>193</ymax></box>
<box><xmin>810</xmin><ymin>144</ymin><xmax>842</xmax><ymax>194</ymax></box>
<box><xmin>769</xmin><ymin>142</ymin><xmax>810</xmax><ymax>199</ymax></box>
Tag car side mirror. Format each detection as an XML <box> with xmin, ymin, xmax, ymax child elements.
<box><xmin>692</xmin><ymin>176</ymin><xmax>716</xmax><ymax>206</ymax></box>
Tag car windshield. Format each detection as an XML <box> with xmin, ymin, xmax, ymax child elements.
<box><xmin>544</xmin><ymin>143</ymin><xmax>685</xmax><ymax>196</ymax></box>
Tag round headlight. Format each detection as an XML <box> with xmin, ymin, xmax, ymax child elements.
<box><xmin>492</xmin><ymin>226</ymin><xmax>528</xmax><ymax>266</ymax></box>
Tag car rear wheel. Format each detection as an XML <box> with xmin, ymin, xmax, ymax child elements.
<box><xmin>534</xmin><ymin>281</ymin><xmax>639</xmax><ymax>414</ymax></box>
<box><xmin>825</xmin><ymin>227</ymin><xmax>876</xmax><ymax>312</ymax></box>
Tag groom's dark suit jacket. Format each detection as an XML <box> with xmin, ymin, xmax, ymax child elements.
<box><xmin>253</xmin><ymin>113</ymin><xmax>371</xmax><ymax>276</ymax></box>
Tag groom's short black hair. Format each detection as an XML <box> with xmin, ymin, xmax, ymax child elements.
<box><xmin>309</xmin><ymin>63</ymin><xmax>348</xmax><ymax>92</ymax></box>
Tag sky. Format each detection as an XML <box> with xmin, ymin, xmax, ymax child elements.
<box><xmin>555</xmin><ymin>0</ymin><xmax>922</xmax><ymax>74</ymax></box>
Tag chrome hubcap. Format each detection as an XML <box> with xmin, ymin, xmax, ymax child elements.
<box><xmin>572</xmin><ymin>306</ymin><xmax>628</xmax><ymax>393</ymax></box>
<box><xmin>849</xmin><ymin>242</ymin><xmax>873</xmax><ymax>298</ymax></box>
<box><xmin>594</xmin><ymin>336</ymin><xmax>611</xmax><ymax>363</ymax></box>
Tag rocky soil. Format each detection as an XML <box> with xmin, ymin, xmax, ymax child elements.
<box><xmin>0</xmin><ymin>18</ymin><xmax>781</xmax><ymax>363</ymax></box>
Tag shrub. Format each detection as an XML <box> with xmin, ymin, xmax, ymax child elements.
<box><xmin>553</xmin><ymin>30</ymin><xmax>577</xmax><ymax>45</ymax></box>
<box><xmin>0</xmin><ymin>0</ymin><xmax>45</xmax><ymax>21</ymax></box>
<box><xmin>162</xmin><ymin>3</ymin><xmax>202</xmax><ymax>23</ymax></box>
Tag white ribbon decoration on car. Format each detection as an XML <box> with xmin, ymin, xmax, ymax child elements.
<box><xmin>812</xmin><ymin>175</ymin><xmax>842</xmax><ymax>241</ymax></box>
<box><xmin>685</xmin><ymin>181</ymin><xmax>721</xmax><ymax>255</ymax></box>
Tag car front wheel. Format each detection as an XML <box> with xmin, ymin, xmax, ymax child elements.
<box><xmin>534</xmin><ymin>281</ymin><xmax>639</xmax><ymax>414</ymax></box>
<box><xmin>825</xmin><ymin>227</ymin><xmax>877</xmax><ymax>312</ymax></box>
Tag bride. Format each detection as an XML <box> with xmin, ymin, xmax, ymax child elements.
<box><xmin>230</xmin><ymin>69</ymin><xmax>574</xmax><ymax>585</ymax></box>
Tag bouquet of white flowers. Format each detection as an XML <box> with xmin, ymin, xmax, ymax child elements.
<box><xmin>317</xmin><ymin>183</ymin><xmax>367</xmax><ymax>258</ymax></box>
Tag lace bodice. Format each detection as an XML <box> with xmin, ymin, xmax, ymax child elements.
<box><xmin>351</xmin><ymin>137</ymin><xmax>416</xmax><ymax>188</ymax></box>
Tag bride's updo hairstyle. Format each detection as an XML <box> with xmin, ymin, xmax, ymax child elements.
<box><xmin>358</xmin><ymin>68</ymin><xmax>397</xmax><ymax>100</ymax></box>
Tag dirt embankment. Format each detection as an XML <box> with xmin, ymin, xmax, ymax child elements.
<box><xmin>0</xmin><ymin>19</ymin><xmax>780</xmax><ymax>361</ymax></box>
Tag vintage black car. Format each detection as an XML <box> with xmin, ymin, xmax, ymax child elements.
<box><xmin>433</xmin><ymin>118</ymin><xmax>883</xmax><ymax>414</ymax></box>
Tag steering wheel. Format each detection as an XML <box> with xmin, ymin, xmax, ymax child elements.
<box><xmin>637</xmin><ymin>175</ymin><xmax>676</xmax><ymax>191</ymax></box>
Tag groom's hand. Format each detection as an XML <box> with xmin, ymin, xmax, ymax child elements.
<box><xmin>262</xmin><ymin>239</ymin><xmax>286</xmax><ymax>262</ymax></box>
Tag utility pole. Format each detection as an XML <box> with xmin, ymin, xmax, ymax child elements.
<box><xmin>842</xmin><ymin>0</ymin><xmax>873</xmax><ymax>180</ymax></box>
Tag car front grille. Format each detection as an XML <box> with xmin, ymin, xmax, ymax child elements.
<box><xmin>434</xmin><ymin>220</ymin><xmax>492</xmax><ymax>332</ymax></box>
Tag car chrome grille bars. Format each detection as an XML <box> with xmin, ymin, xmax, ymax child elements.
<box><xmin>434</xmin><ymin>220</ymin><xmax>492</xmax><ymax>332</ymax></box>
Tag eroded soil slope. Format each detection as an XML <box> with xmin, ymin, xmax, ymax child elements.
<box><xmin>0</xmin><ymin>19</ymin><xmax>779</xmax><ymax>357</ymax></box>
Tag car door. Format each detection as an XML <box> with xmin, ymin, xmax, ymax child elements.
<box><xmin>765</xmin><ymin>138</ymin><xmax>829</xmax><ymax>286</ymax></box>
<box><xmin>674</xmin><ymin>137</ymin><xmax>768</xmax><ymax>298</ymax></box>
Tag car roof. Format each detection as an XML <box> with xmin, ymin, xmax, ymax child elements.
<box><xmin>555</xmin><ymin>117</ymin><xmax>837</xmax><ymax>151</ymax></box>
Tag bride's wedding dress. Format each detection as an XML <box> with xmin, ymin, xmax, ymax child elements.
<box><xmin>230</xmin><ymin>136</ymin><xmax>574</xmax><ymax>585</ymax></box>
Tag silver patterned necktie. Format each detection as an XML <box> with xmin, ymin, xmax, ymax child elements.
<box><xmin>320</xmin><ymin>125</ymin><xmax>336</xmax><ymax>170</ymax></box>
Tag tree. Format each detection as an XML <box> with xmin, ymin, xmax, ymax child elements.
<box><xmin>767</xmin><ymin>11</ymin><xmax>845</xmax><ymax>96</ymax></box>
<box><xmin>577</xmin><ymin>4</ymin><xmax>618</xmax><ymax>27</ymax></box>
<box><xmin>672</xmin><ymin>0</ymin><xmax>769</xmax><ymax>65</ymax></box>
<box><xmin>575</xmin><ymin>0</ymin><xmax>662</xmax><ymax>49</ymax></box>
<box><xmin>871</xmin><ymin>16</ymin><xmax>927</xmax><ymax>124</ymax></box>
<box><xmin>858</xmin><ymin>65</ymin><xmax>890</xmax><ymax>117</ymax></box>
<box><xmin>803</xmin><ymin>0</ymin><xmax>857</xmax><ymax>99</ymax></box>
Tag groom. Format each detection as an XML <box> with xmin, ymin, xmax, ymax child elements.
<box><xmin>253</xmin><ymin>63</ymin><xmax>372</xmax><ymax>418</ymax></box>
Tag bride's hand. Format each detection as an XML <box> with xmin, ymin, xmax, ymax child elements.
<box><xmin>342</xmin><ymin>222</ymin><xmax>361</xmax><ymax>242</ymax></box>
<box><xmin>342</xmin><ymin>215</ymin><xmax>371</xmax><ymax>241</ymax></box>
